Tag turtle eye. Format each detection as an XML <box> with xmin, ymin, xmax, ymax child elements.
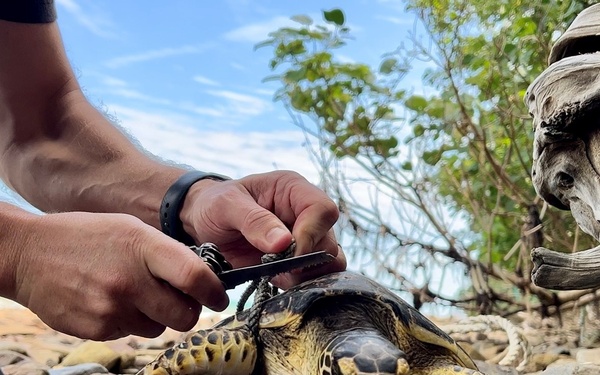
<box><xmin>556</xmin><ymin>172</ymin><xmax>574</xmax><ymax>190</ymax></box>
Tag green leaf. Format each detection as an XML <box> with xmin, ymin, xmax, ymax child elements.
<box><xmin>291</xmin><ymin>14</ymin><xmax>313</xmax><ymax>26</ymax></box>
<box><xmin>413</xmin><ymin>124</ymin><xmax>425</xmax><ymax>137</ymax></box>
<box><xmin>462</xmin><ymin>54</ymin><xmax>474</xmax><ymax>65</ymax></box>
<box><xmin>284</xmin><ymin>68</ymin><xmax>307</xmax><ymax>83</ymax></box>
<box><xmin>254</xmin><ymin>39</ymin><xmax>275</xmax><ymax>51</ymax></box>
<box><xmin>261</xmin><ymin>74</ymin><xmax>281</xmax><ymax>83</ymax></box>
<box><xmin>405</xmin><ymin>95</ymin><xmax>428</xmax><ymax>112</ymax></box>
<box><xmin>323</xmin><ymin>8</ymin><xmax>345</xmax><ymax>26</ymax></box>
<box><xmin>379</xmin><ymin>58</ymin><xmax>398</xmax><ymax>74</ymax></box>
<box><xmin>422</xmin><ymin>149</ymin><xmax>442</xmax><ymax>166</ymax></box>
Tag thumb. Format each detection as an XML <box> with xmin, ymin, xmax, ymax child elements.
<box><xmin>225</xmin><ymin>201</ymin><xmax>293</xmax><ymax>253</ymax></box>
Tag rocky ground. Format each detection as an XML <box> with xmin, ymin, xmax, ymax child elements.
<box><xmin>1</xmin><ymin>305</ymin><xmax>600</xmax><ymax>375</ymax></box>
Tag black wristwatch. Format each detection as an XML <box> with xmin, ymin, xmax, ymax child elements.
<box><xmin>160</xmin><ymin>170</ymin><xmax>230</xmax><ymax>245</ymax></box>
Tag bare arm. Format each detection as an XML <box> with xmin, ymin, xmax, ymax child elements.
<box><xmin>0</xmin><ymin>20</ymin><xmax>228</xmax><ymax>339</ymax></box>
<box><xmin>0</xmin><ymin>201</ymin><xmax>227</xmax><ymax>339</ymax></box>
<box><xmin>0</xmin><ymin>20</ymin><xmax>183</xmax><ymax>227</ymax></box>
<box><xmin>0</xmin><ymin>17</ymin><xmax>345</xmax><ymax>340</ymax></box>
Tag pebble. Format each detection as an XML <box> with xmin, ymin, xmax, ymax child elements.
<box><xmin>0</xmin><ymin>350</ymin><xmax>29</xmax><ymax>367</ymax></box>
<box><xmin>575</xmin><ymin>347</ymin><xmax>600</xmax><ymax>365</ymax></box>
<box><xmin>1</xmin><ymin>307</ymin><xmax>600</xmax><ymax>374</ymax></box>
<box><xmin>540</xmin><ymin>362</ymin><xmax>600</xmax><ymax>375</ymax></box>
<box><xmin>475</xmin><ymin>361</ymin><xmax>519</xmax><ymax>374</ymax></box>
<box><xmin>48</xmin><ymin>363</ymin><xmax>108</xmax><ymax>375</ymax></box>
<box><xmin>1</xmin><ymin>360</ymin><xmax>49</xmax><ymax>375</ymax></box>
<box><xmin>58</xmin><ymin>342</ymin><xmax>120</xmax><ymax>371</ymax></box>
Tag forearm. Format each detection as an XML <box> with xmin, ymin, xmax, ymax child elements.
<box><xmin>0</xmin><ymin>202</ymin><xmax>35</xmax><ymax>300</ymax></box>
<box><xmin>0</xmin><ymin>20</ymin><xmax>185</xmax><ymax>227</ymax></box>
<box><xmin>4</xmin><ymin>93</ymin><xmax>185</xmax><ymax>227</ymax></box>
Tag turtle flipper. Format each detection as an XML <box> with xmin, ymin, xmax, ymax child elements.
<box><xmin>141</xmin><ymin>327</ymin><xmax>257</xmax><ymax>375</ymax></box>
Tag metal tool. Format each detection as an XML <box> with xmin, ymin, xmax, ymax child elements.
<box><xmin>192</xmin><ymin>243</ymin><xmax>335</xmax><ymax>289</ymax></box>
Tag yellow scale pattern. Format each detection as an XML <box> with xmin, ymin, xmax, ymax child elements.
<box><xmin>143</xmin><ymin>327</ymin><xmax>257</xmax><ymax>375</ymax></box>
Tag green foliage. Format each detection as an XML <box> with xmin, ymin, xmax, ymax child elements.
<box><xmin>258</xmin><ymin>8</ymin><xmax>403</xmax><ymax>161</ymax></box>
<box><xmin>323</xmin><ymin>8</ymin><xmax>345</xmax><ymax>26</ymax></box>
<box><xmin>402</xmin><ymin>0</ymin><xmax>596</xmax><ymax>264</ymax></box>
<box><xmin>260</xmin><ymin>3</ymin><xmax>597</xmax><ymax>313</ymax></box>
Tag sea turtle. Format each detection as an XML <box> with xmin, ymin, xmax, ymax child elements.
<box><xmin>141</xmin><ymin>271</ymin><xmax>481</xmax><ymax>375</ymax></box>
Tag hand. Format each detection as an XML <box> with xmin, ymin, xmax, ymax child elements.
<box><xmin>13</xmin><ymin>211</ymin><xmax>227</xmax><ymax>340</ymax></box>
<box><xmin>180</xmin><ymin>170</ymin><xmax>347</xmax><ymax>288</ymax></box>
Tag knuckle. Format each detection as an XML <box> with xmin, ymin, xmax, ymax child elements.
<box><xmin>100</xmin><ymin>268</ymin><xmax>133</xmax><ymax>296</ymax></box>
<box><xmin>121</xmin><ymin>221</ymin><xmax>150</xmax><ymax>250</ymax></box>
<box><xmin>93</xmin><ymin>300</ymin><xmax>120</xmax><ymax>324</ymax></box>
<box><xmin>319</xmin><ymin>198</ymin><xmax>340</xmax><ymax>224</ymax></box>
<box><xmin>81</xmin><ymin>318</ymin><xmax>117</xmax><ymax>341</ymax></box>
<box><xmin>278</xmin><ymin>169</ymin><xmax>303</xmax><ymax>180</ymax></box>
<box><xmin>243</xmin><ymin>207</ymin><xmax>274</xmax><ymax>230</ymax></box>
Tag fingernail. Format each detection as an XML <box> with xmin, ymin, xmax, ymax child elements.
<box><xmin>266</xmin><ymin>227</ymin><xmax>289</xmax><ymax>243</ymax></box>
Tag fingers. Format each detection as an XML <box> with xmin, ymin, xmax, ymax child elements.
<box><xmin>292</xmin><ymin>207</ymin><xmax>339</xmax><ymax>256</ymax></box>
<box><xmin>111</xmin><ymin>311</ymin><xmax>167</xmax><ymax>339</ymax></box>
<box><xmin>224</xmin><ymin>199</ymin><xmax>293</xmax><ymax>253</ymax></box>
<box><xmin>272</xmin><ymin>172</ymin><xmax>339</xmax><ymax>256</ymax></box>
<box><xmin>15</xmin><ymin>211</ymin><xmax>231</xmax><ymax>341</ymax></box>
<box><xmin>35</xmin><ymin>288</ymin><xmax>169</xmax><ymax>340</ymax></box>
<box><xmin>143</xmin><ymin>236</ymin><xmax>229</xmax><ymax>312</ymax></box>
<box><xmin>135</xmin><ymin>279</ymin><xmax>202</xmax><ymax>332</ymax></box>
<box><xmin>272</xmin><ymin>230</ymin><xmax>347</xmax><ymax>289</ymax></box>
<box><xmin>183</xmin><ymin>170</ymin><xmax>345</xmax><ymax>289</ymax></box>
<box><xmin>240</xmin><ymin>171</ymin><xmax>339</xmax><ymax>254</ymax></box>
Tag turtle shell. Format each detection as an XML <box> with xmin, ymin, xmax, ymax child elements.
<box><xmin>215</xmin><ymin>271</ymin><xmax>475</xmax><ymax>368</ymax></box>
<box><xmin>550</xmin><ymin>3</ymin><xmax>600</xmax><ymax>65</ymax></box>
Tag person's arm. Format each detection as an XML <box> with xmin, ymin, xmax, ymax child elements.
<box><xmin>0</xmin><ymin>19</ymin><xmax>234</xmax><ymax>340</ymax></box>
<box><xmin>0</xmin><ymin>12</ymin><xmax>346</xmax><ymax>340</ymax></box>
<box><xmin>0</xmin><ymin>20</ymin><xmax>183</xmax><ymax>227</ymax></box>
<box><xmin>0</xmin><ymin>201</ymin><xmax>227</xmax><ymax>339</ymax></box>
<box><xmin>0</xmin><ymin>18</ymin><xmax>345</xmax><ymax>276</ymax></box>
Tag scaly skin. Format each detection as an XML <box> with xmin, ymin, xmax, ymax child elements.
<box><xmin>139</xmin><ymin>272</ymin><xmax>482</xmax><ymax>375</ymax></box>
<box><xmin>141</xmin><ymin>326</ymin><xmax>256</xmax><ymax>375</ymax></box>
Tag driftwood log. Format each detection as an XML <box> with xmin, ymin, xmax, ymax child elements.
<box><xmin>531</xmin><ymin>247</ymin><xmax>600</xmax><ymax>290</ymax></box>
<box><xmin>526</xmin><ymin>3</ymin><xmax>600</xmax><ymax>290</ymax></box>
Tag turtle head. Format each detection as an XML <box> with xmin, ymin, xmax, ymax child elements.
<box><xmin>319</xmin><ymin>331</ymin><xmax>409</xmax><ymax>375</ymax></box>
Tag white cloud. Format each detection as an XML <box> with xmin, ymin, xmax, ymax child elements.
<box><xmin>254</xmin><ymin>88</ymin><xmax>275</xmax><ymax>96</ymax></box>
<box><xmin>101</xmin><ymin>76</ymin><xmax>128</xmax><ymax>87</ymax></box>
<box><xmin>224</xmin><ymin>13</ymin><xmax>362</xmax><ymax>44</ymax></box>
<box><xmin>104</xmin><ymin>44</ymin><xmax>211</xmax><ymax>69</ymax></box>
<box><xmin>193</xmin><ymin>75</ymin><xmax>220</xmax><ymax>87</ymax></box>
<box><xmin>106</xmin><ymin>104</ymin><xmax>318</xmax><ymax>180</ymax></box>
<box><xmin>336</xmin><ymin>54</ymin><xmax>356</xmax><ymax>64</ymax></box>
<box><xmin>94</xmin><ymin>76</ymin><xmax>270</xmax><ymax>123</ymax></box>
<box><xmin>207</xmin><ymin>90</ymin><xmax>272</xmax><ymax>116</ymax></box>
<box><xmin>224</xmin><ymin>16</ymin><xmax>294</xmax><ymax>43</ymax></box>
<box><xmin>230</xmin><ymin>62</ymin><xmax>246</xmax><ymax>71</ymax></box>
<box><xmin>109</xmin><ymin>88</ymin><xmax>173</xmax><ymax>106</ymax></box>
<box><xmin>179</xmin><ymin>103</ymin><xmax>225</xmax><ymax>117</ymax></box>
<box><xmin>374</xmin><ymin>15</ymin><xmax>413</xmax><ymax>25</ymax></box>
<box><xmin>56</xmin><ymin>0</ymin><xmax>117</xmax><ymax>38</ymax></box>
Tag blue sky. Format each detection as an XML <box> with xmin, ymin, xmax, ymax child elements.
<box><xmin>3</xmin><ymin>0</ymin><xmax>423</xmax><ymax>206</ymax></box>
<box><xmin>57</xmin><ymin>0</ymin><xmax>416</xmax><ymax>136</ymax></box>
<box><xmin>56</xmin><ymin>0</ymin><xmax>420</xmax><ymax>167</ymax></box>
<box><xmin>1</xmin><ymin>1</ymin><xmax>469</xmax><ymax>315</ymax></box>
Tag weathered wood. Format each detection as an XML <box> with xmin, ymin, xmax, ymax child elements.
<box><xmin>525</xmin><ymin>5</ymin><xmax>600</xmax><ymax>291</ymax></box>
<box><xmin>531</xmin><ymin>246</ymin><xmax>600</xmax><ymax>290</ymax></box>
